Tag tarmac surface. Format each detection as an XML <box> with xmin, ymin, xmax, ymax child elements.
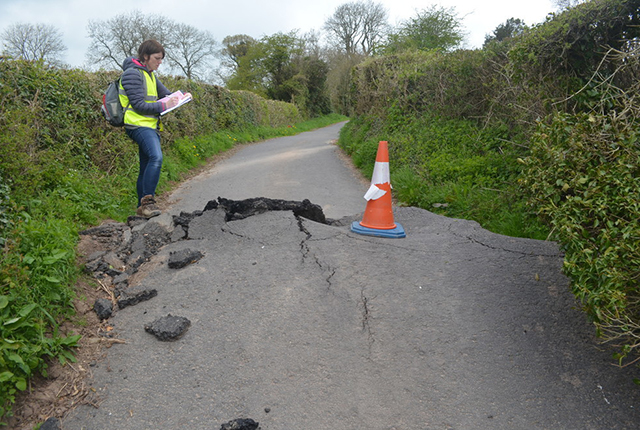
<box><xmin>63</xmin><ymin>122</ymin><xmax>640</xmax><ymax>429</ymax></box>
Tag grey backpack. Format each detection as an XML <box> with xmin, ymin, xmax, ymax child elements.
<box><xmin>101</xmin><ymin>77</ymin><xmax>125</xmax><ymax>127</ymax></box>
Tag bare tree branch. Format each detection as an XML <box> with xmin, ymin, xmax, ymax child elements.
<box><xmin>324</xmin><ymin>0</ymin><xmax>389</xmax><ymax>56</ymax></box>
<box><xmin>1</xmin><ymin>23</ymin><xmax>67</xmax><ymax>66</ymax></box>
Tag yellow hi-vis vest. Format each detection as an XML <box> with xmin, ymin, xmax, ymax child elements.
<box><xmin>119</xmin><ymin>69</ymin><xmax>160</xmax><ymax>129</ymax></box>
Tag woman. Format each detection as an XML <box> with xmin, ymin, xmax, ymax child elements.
<box><xmin>119</xmin><ymin>39</ymin><xmax>179</xmax><ymax>218</ymax></box>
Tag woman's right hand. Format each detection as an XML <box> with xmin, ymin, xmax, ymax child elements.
<box><xmin>166</xmin><ymin>96</ymin><xmax>179</xmax><ymax>108</ymax></box>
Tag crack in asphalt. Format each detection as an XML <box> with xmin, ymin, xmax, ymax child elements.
<box><xmin>360</xmin><ymin>288</ymin><xmax>375</xmax><ymax>355</ymax></box>
<box><xmin>296</xmin><ymin>217</ymin><xmax>336</xmax><ymax>293</ymax></box>
<box><xmin>443</xmin><ymin>224</ymin><xmax>562</xmax><ymax>258</ymax></box>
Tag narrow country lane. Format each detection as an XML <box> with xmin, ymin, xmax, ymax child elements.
<box><xmin>63</xmin><ymin>122</ymin><xmax>640</xmax><ymax>430</ymax></box>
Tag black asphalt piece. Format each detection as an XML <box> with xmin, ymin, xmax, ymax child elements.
<box><xmin>38</xmin><ymin>417</ymin><xmax>61</xmax><ymax>430</ymax></box>
<box><xmin>168</xmin><ymin>248</ymin><xmax>204</xmax><ymax>269</ymax></box>
<box><xmin>216</xmin><ymin>197</ymin><xmax>327</xmax><ymax>224</ymax></box>
<box><xmin>130</xmin><ymin>222</ymin><xmax>171</xmax><ymax>257</ymax></box>
<box><xmin>219</xmin><ymin>418</ymin><xmax>260</xmax><ymax>430</ymax></box>
<box><xmin>117</xmin><ymin>289</ymin><xmax>158</xmax><ymax>310</ymax></box>
<box><xmin>93</xmin><ymin>298</ymin><xmax>113</xmax><ymax>320</ymax></box>
<box><xmin>144</xmin><ymin>314</ymin><xmax>191</xmax><ymax>341</ymax></box>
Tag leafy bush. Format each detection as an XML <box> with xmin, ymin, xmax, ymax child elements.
<box><xmin>342</xmin><ymin>1</ymin><xmax>640</xmax><ymax>364</ymax></box>
<box><xmin>521</xmin><ymin>110</ymin><xmax>640</xmax><ymax>362</ymax></box>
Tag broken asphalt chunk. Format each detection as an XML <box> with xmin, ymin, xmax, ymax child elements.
<box><xmin>168</xmin><ymin>248</ymin><xmax>204</xmax><ymax>269</ymax></box>
<box><xmin>220</xmin><ymin>418</ymin><xmax>260</xmax><ymax>430</ymax></box>
<box><xmin>144</xmin><ymin>314</ymin><xmax>191</xmax><ymax>341</ymax></box>
<box><xmin>117</xmin><ymin>288</ymin><xmax>158</xmax><ymax>310</ymax></box>
<box><xmin>93</xmin><ymin>298</ymin><xmax>113</xmax><ymax>320</ymax></box>
<box><xmin>39</xmin><ymin>417</ymin><xmax>61</xmax><ymax>430</ymax></box>
<box><xmin>217</xmin><ymin>197</ymin><xmax>327</xmax><ymax>224</ymax></box>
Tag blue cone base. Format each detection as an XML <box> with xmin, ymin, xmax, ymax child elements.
<box><xmin>350</xmin><ymin>221</ymin><xmax>406</xmax><ymax>238</ymax></box>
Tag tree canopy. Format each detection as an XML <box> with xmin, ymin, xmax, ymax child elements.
<box><xmin>483</xmin><ymin>18</ymin><xmax>527</xmax><ymax>46</ymax></box>
<box><xmin>385</xmin><ymin>5</ymin><xmax>465</xmax><ymax>53</ymax></box>
<box><xmin>86</xmin><ymin>10</ymin><xmax>217</xmax><ymax>80</ymax></box>
<box><xmin>224</xmin><ymin>31</ymin><xmax>331</xmax><ymax>117</ymax></box>
<box><xmin>1</xmin><ymin>23</ymin><xmax>67</xmax><ymax>66</ymax></box>
<box><xmin>323</xmin><ymin>0</ymin><xmax>389</xmax><ymax>55</ymax></box>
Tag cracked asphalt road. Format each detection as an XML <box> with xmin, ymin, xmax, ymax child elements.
<box><xmin>64</xmin><ymin>123</ymin><xmax>640</xmax><ymax>429</ymax></box>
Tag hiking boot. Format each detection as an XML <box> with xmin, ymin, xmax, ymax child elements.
<box><xmin>137</xmin><ymin>195</ymin><xmax>161</xmax><ymax>218</ymax></box>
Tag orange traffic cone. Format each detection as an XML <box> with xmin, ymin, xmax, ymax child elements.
<box><xmin>351</xmin><ymin>141</ymin><xmax>406</xmax><ymax>238</ymax></box>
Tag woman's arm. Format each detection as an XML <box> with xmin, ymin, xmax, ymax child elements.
<box><xmin>121</xmin><ymin>69</ymin><xmax>166</xmax><ymax>115</ymax></box>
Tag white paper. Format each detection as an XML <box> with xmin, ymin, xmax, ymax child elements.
<box><xmin>160</xmin><ymin>91</ymin><xmax>192</xmax><ymax>115</ymax></box>
<box><xmin>364</xmin><ymin>184</ymin><xmax>387</xmax><ymax>201</ymax></box>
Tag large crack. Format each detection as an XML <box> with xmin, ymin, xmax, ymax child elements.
<box><xmin>296</xmin><ymin>215</ymin><xmax>337</xmax><ymax>293</ymax></box>
<box><xmin>360</xmin><ymin>288</ymin><xmax>375</xmax><ymax>354</ymax></box>
<box><xmin>82</xmin><ymin>197</ymin><xmax>341</xmax><ymax>323</ymax></box>
<box><xmin>445</xmin><ymin>223</ymin><xmax>562</xmax><ymax>258</ymax></box>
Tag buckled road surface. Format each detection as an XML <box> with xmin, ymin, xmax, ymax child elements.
<box><xmin>64</xmin><ymin>122</ymin><xmax>640</xmax><ymax>429</ymax></box>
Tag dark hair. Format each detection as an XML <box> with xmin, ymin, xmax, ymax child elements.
<box><xmin>138</xmin><ymin>40</ymin><xmax>165</xmax><ymax>62</ymax></box>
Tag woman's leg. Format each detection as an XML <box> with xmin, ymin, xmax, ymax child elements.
<box><xmin>126</xmin><ymin>127</ymin><xmax>163</xmax><ymax>206</ymax></box>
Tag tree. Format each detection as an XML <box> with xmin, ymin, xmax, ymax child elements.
<box><xmin>260</xmin><ymin>32</ymin><xmax>305</xmax><ymax>102</ymax></box>
<box><xmin>483</xmin><ymin>18</ymin><xmax>527</xmax><ymax>47</ymax></box>
<box><xmin>1</xmin><ymin>23</ymin><xmax>67</xmax><ymax>65</ymax></box>
<box><xmin>224</xmin><ymin>31</ymin><xmax>331</xmax><ymax>116</ymax></box>
<box><xmin>385</xmin><ymin>6</ymin><xmax>465</xmax><ymax>53</ymax></box>
<box><xmin>166</xmin><ymin>23</ymin><xmax>217</xmax><ymax>80</ymax></box>
<box><xmin>86</xmin><ymin>10</ymin><xmax>172</xmax><ymax>70</ymax></box>
<box><xmin>324</xmin><ymin>0</ymin><xmax>389</xmax><ymax>56</ymax></box>
<box><xmin>219</xmin><ymin>34</ymin><xmax>258</xmax><ymax>81</ymax></box>
<box><xmin>86</xmin><ymin>10</ymin><xmax>217</xmax><ymax>80</ymax></box>
<box><xmin>553</xmin><ymin>0</ymin><xmax>588</xmax><ymax>10</ymax></box>
<box><xmin>224</xmin><ymin>35</ymin><xmax>268</xmax><ymax>96</ymax></box>
<box><xmin>326</xmin><ymin>50</ymin><xmax>365</xmax><ymax>115</ymax></box>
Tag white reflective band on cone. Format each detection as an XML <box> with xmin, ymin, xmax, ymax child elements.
<box><xmin>364</xmin><ymin>184</ymin><xmax>387</xmax><ymax>201</ymax></box>
<box><xmin>370</xmin><ymin>161</ymin><xmax>390</xmax><ymax>185</ymax></box>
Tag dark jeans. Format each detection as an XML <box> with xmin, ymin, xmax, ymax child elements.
<box><xmin>126</xmin><ymin>127</ymin><xmax>163</xmax><ymax>206</ymax></box>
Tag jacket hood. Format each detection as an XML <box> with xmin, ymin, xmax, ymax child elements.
<box><xmin>122</xmin><ymin>56</ymin><xmax>148</xmax><ymax>72</ymax></box>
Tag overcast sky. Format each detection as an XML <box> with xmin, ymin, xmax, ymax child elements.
<box><xmin>0</xmin><ymin>0</ymin><xmax>556</xmax><ymax>69</ymax></box>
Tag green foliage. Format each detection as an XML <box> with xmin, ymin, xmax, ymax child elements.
<box><xmin>0</xmin><ymin>214</ymin><xmax>81</xmax><ymax>423</ymax></box>
<box><xmin>509</xmin><ymin>0</ymin><xmax>640</xmax><ymax>101</ymax></box>
<box><xmin>224</xmin><ymin>31</ymin><xmax>332</xmax><ymax>118</ymax></box>
<box><xmin>0</xmin><ymin>175</ymin><xmax>13</xmax><ymax>248</ymax></box>
<box><xmin>483</xmin><ymin>18</ymin><xmax>527</xmax><ymax>47</ymax></box>
<box><xmin>349</xmin><ymin>48</ymin><xmax>512</xmax><ymax>126</ymax></box>
<box><xmin>385</xmin><ymin>5</ymin><xmax>465</xmax><ymax>53</ymax></box>
<box><xmin>0</xmin><ymin>293</ymin><xmax>80</xmax><ymax>422</ymax></box>
<box><xmin>521</xmin><ymin>110</ymin><xmax>640</xmax><ymax>359</ymax></box>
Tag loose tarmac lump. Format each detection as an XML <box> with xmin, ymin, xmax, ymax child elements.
<box><xmin>144</xmin><ymin>314</ymin><xmax>191</xmax><ymax>341</ymax></box>
<box><xmin>219</xmin><ymin>418</ymin><xmax>260</xmax><ymax>430</ymax></box>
